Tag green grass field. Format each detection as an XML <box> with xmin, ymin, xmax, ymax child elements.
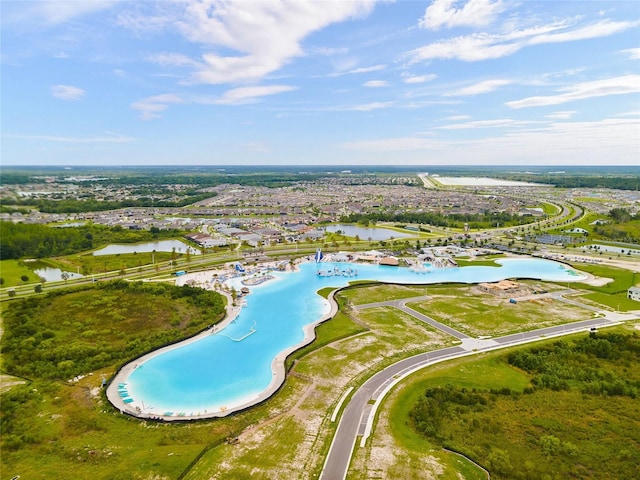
<box><xmin>377</xmin><ymin>326</ymin><xmax>640</xmax><ymax>480</ymax></box>
<box><xmin>0</xmin><ymin>259</ymin><xmax>44</xmax><ymax>287</ymax></box>
<box><xmin>570</xmin><ymin>263</ymin><xmax>639</xmax><ymax>295</ymax></box>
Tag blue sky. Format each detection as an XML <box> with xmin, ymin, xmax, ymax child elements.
<box><xmin>1</xmin><ymin>0</ymin><xmax>639</xmax><ymax>166</ymax></box>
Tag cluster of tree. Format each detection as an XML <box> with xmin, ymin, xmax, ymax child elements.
<box><xmin>608</xmin><ymin>208</ymin><xmax>636</xmax><ymax>223</ymax></box>
<box><xmin>12</xmin><ymin>192</ymin><xmax>215</xmax><ymax>213</ymax></box>
<box><xmin>1</xmin><ymin>169</ymin><xmax>330</xmax><ymax>189</ymax></box>
<box><xmin>0</xmin><ymin>222</ymin><xmax>184</xmax><ymax>260</ymax></box>
<box><xmin>507</xmin><ymin>333</ymin><xmax>639</xmax><ymax>398</ymax></box>
<box><xmin>409</xmin><ymin>385</ymin><xmax>489</xmax><ymax>438</ymax></box>
<box><xmin>0</xmin><ymin>205</ymin><xmax>31</xmax><ymax>215</ymax></box>
<box><xmin>0</xmin><ymin>281</ymin><xmax>225</xmax><ymax>381</ymax></box>
<box><xmin>340</xmin><ymin>210</ymin><xmax>535</xmax><ymax>229</ymax></box>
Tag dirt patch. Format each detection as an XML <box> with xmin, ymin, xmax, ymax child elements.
<box><xmin>581</xmin><ymin>275</ymin><xmax>614</xmax><ymax>287</ymax></box>
<box><xmin>352</xmin><ymin>404</ymin><xmax>444</xmax><ymax>479</ymax></box>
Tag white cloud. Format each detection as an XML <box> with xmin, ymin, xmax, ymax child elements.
<box><xmin>621</xmin><ymin>47</ymin><xmax>640</xmax><ymax>60</ymax></box>
<box><xmin>175</xmin><ymin>0</ymin><xmax>377</xmax><ymax>84</ymax></box>
<box><xmin>345</xmin><ymin>102</ymin><xmax>395</xmax><ymax>112</ymax></box>
<box><xmin>116</xmin><ymin>3</ymin><xmax>178</xmax><ymax>34</ymax></box>
<box><xmin>506</xmin><ymin>75</ymin><xmax>640</xmax><ymax>108</ymax></box>
<box><xmin>363</xmin><ymin>80</ymin><xmax>389</xmax><ymax>88</ymax></box>
<box><xmin>438</xmin><ymin>118</ymin><xmax>535</xmax><ymax>129</ymax></box>
<box><xmin>30</xmin><ymin>0</ymin><xmax>116</xmax><ymax>25</ymax></box>
<box><xmin>130</xmin><ymin>94</ymin><xmax>184</xmax><ymax>120</ymax></box>
<box><xmin>446</xmin><ymin>79</ymin><xmax>511</xmax><ymax>96</ymax></box>
<box><xmin>408</xmin><ymin>19</ymin><xmax>638</xmax><ymax>63</ymax></box>
<box><xmin>403</xmin><ymin>74</ymin><xmax>437</xmax><ymax>84</ymax></box>
<box><xmin>309</xmin><ymin>46</ymin><xmax>349</xmax><ymax>56</ymax></box>
<box><xmin>215</xmin><ymin>85</ymin><xmax>298</xmax><ymax>105</ymax></box>
<box><xmin>53</xmin><ymin>51</ymin><xmax>69</xmax><ymax>59</ymax></box>
<box><xmin>148</xmin><ymin>53</ymin><xmax>199</xmax><ymax>68</ymax></box>
<box><xmin>446</xmin><ymin>115</ymin><xmax>471</xmax><ymax>120</ymax></box>
<box><xmin>327</xmin><ymin>64</ymin><xmax>387</xmax><ymax>77</ymax></box>
<box><xmin>545</xmin><ymin>111</ymin><xmax>576</xmax><ymax>120</ymax></box>
<box><xmin>51</xmin><ymin>85</ymin><xmax>86</xmax><ymax>101</ymax></box>
<box><xmin>420</xmin><ymin>0</ymin><xmax>507</xmax><ymax>30</ymax></box>
<box><xmin>341</xmin><ymin>117</ymin><xmax>640</xmax><ymax>165</ymax></box>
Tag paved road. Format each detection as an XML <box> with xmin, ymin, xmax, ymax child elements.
<box><xmin>354</xmin><ymin>297</ymin><xmax>469</xmax><ymax>340</ymax></box>
<box><xmin>320</xmin><ymin>295</ymin><xmax>636</xmax><ymax>480</ymax></box>
<box><xmin>320</xmin><ymin>345</ymin><xmax>465</xmax><ymax>480</ymax></box>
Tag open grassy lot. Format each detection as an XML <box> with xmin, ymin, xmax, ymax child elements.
<box><xmin>60</xmin><ymin>250</ymin><xmax>182</xmax><ymax>275</ymax></box>
<box><xmin>570</xmin><ymin>263</ymin><xmax>639</xmax><ymax>295</ymax></box>
<box><xmin>339</xmin><ymin>283</ymin><xmax>434</xmax><ymax>306</ymax></box>
<box><xmin>406</xmin><ymin>282</ymin><xmax>592</xmax><ymax>337</ymax></box>
<box><xmin>0</xmin><ymin>259</ymin><xmax>43</xmax><ymax>287</ymax></box>
<box><xmin>567</xmin><ymin>263</ymin><xmax>640</xmax><ymax>312</ymax></box>
<box><xmin>355</xmin><ymin>325</ymin><xmax>640</xmax><ymax>480</ymax></box>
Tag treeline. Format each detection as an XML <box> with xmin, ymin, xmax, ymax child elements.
<box><xmin>409</xmin><ymin>333</ymin><xmax>639</xmax><ymax>479</ymax></box>
<box><xmin>608</xmin><ymin>208</ymin><xmax>638</xmax><ymax>223</ymax></box>
<box><xmin>592</xmin><ymin>207</ymin><xmax>640</xmax><ymax>244</ymax></box>
<box><xmin>508</xmin><ymin>333</ymin><xmax>640</xmax><ymax>397</ymax></box>
<box><xmin>11</xmin><ymin>192</ymin><xmax>215</xmax><ymax>213</ymax></box>
<box><xmin>340</xmin><ymin>211</ymin><xmax>535</xmax><ymax>229</ymax></box>
<box><xmin>0</xmin><ymin>222</ymin><xmax>184</xmax><ymax>260</ymax></box>
<box><xmin>0</xmin><ymin>281</ymin><xmax>225</xmax><ymax>381</ymax></box>
<box><xmin>2</xmin><ymin>170</ymin><xmax>329</xmax><ymax>189</ymax></box>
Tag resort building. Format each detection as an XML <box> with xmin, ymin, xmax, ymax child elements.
<box><xmin>628</xmin><ymin>286</ymin><xmax>640</xmax><ymax>302</ymax></box>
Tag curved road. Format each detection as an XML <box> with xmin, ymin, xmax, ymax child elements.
<box><xmin>320</xmin><ymin>296</ymin><xmax>637</xmax><ymax>480</ymax></box>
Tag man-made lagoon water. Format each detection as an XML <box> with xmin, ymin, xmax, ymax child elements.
<box><xmin>117</xmin><ymin>258</ymin><xmax>586</xmax><ymax>418</ymax></box>
<box><xmin>93</xmin><ymin>239</ymin><xmax>199</xmax><ymax>256</ymax></box>
<box><xmin>324</xmin><ymin>224</ymin><xmax>411</xmax><ymax>241</ymax></box>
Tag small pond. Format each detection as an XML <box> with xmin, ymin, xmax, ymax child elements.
<box><xmin>582</xmin><ymin>244</ymin><xmax>640</xmax><ymax>256</ymax></box>
<box><xmin>33</xmin><ymin>267</ymin><xmax>83</xmax><ymax>282</ymax></box>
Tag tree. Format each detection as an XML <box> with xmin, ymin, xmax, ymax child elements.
<box><xmin>34</xmin><ymin>284</ymin><xmax>43</xmax><ymax>293</ymax></box>
<box><xmin>21</xmin><ymin>275</ymin><xmax>29</xmax><ymax>282</ymax></box>
<box><xmin>487</xmin><ymin>447</ymin><xmax>513</xmax><ymax>475</ymax></box>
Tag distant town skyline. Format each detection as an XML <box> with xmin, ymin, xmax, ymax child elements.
<box><xmin>1</xmin><ymin>0</ymin><xmax>639</xmax><ymax>166</ymax></box>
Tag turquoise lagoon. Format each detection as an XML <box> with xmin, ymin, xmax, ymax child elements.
<box><xmin>122</xmin><ymin>258</ymin><xmax>585</xmax><ymax>416</ymax></box>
